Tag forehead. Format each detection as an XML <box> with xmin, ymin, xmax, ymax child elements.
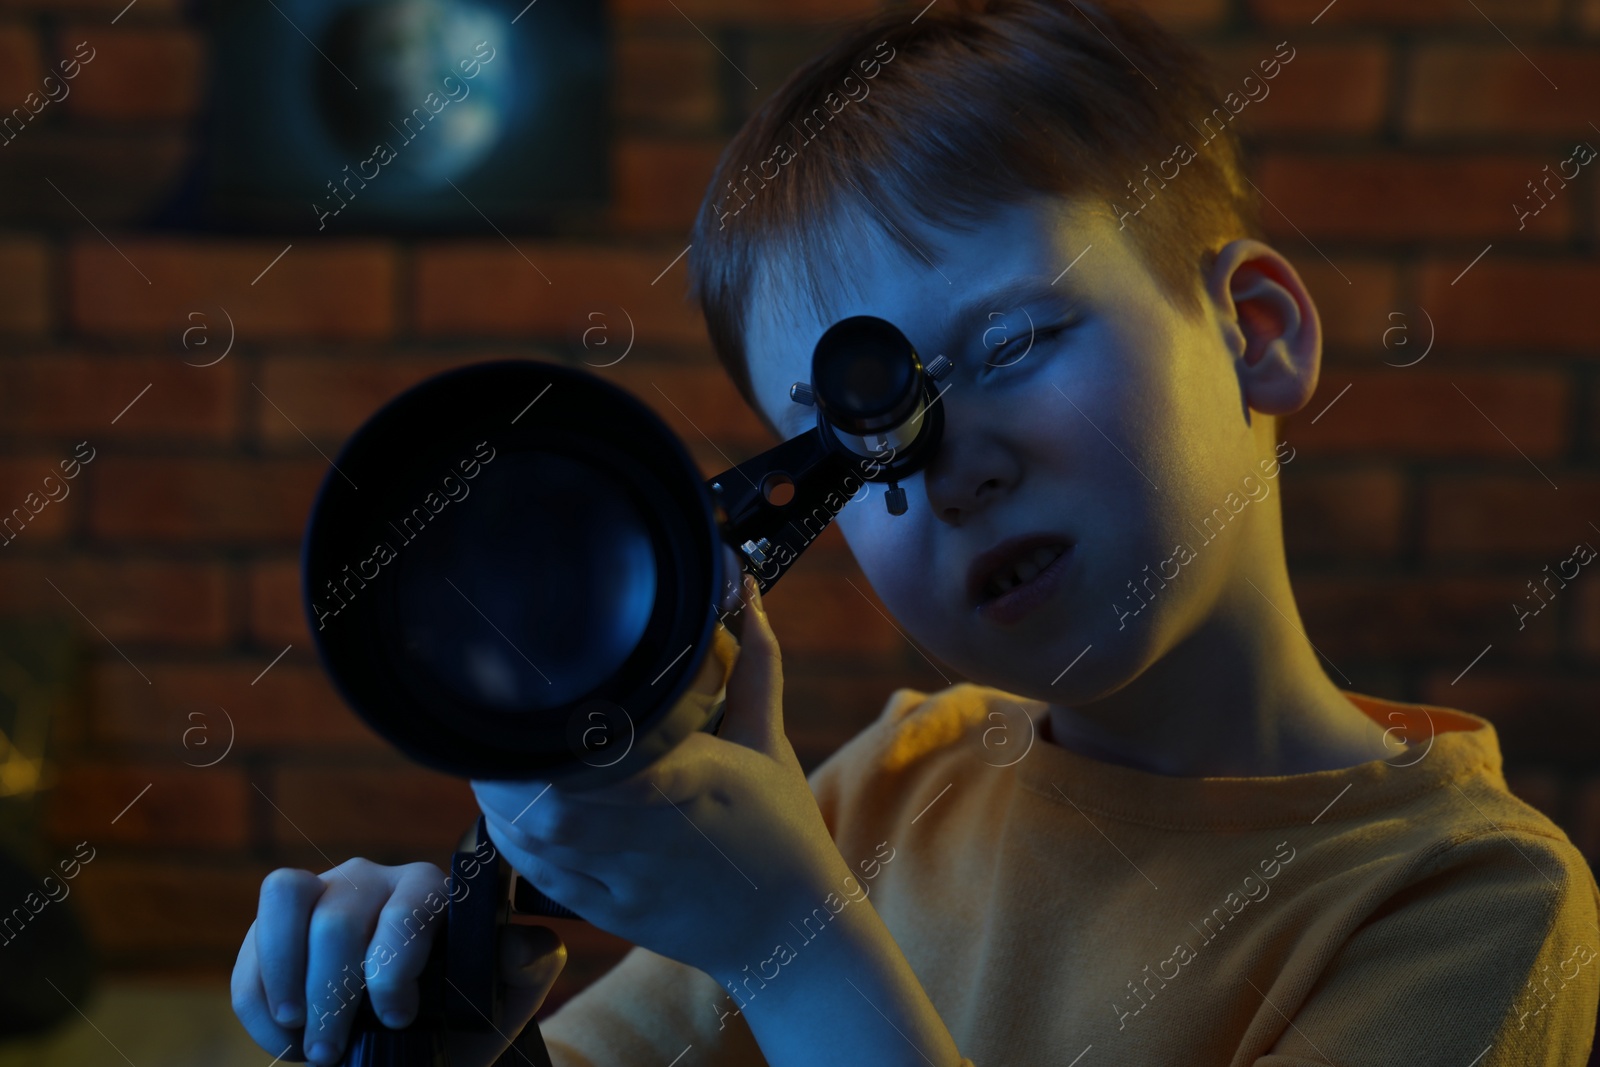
<box><xmin>743</xmin><ymin>193</ymin><xmax>1145</xmax><ymax>432</ymax></box>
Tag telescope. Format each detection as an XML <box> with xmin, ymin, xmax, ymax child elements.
<box><xmin>297</xmin><ymin>315</ymin><xmax>953</xmax><ymax>1065</ymax></box>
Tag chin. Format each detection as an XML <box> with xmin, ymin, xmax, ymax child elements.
<box><xmin>995</xmin><ymin>612</ymin><xmax>1171</xmax><ymax>708</ymax></box>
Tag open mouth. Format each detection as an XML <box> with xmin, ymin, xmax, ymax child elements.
<box><xmin>979</xmin><ymin>542</ymin><xmax>1070</xmax><ymax>604</ymax></box>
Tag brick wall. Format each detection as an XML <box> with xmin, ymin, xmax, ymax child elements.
<box><xmin>0</xmin><ymin>0</ymin><xmax>1595</xmax><ymax>1022</ymax></box>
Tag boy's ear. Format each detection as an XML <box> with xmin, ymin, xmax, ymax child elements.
<box><xmin>1204</xmin><ymin>239</ymin><xmax>1322</xmax><ymax>417</ymax></box>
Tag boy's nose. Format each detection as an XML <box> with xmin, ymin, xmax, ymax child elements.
<box><xmin>918</xmin><ymin>403</ymin><xmax>1015</xmax><ymax>526</ymax></box>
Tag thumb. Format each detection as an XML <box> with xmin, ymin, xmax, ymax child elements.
<box><xmin>714</xmin><ymin>574</ymin><xmax>785</xmax><ymax>756</ymax></box>
<box><xmin>500</xmin><ymin>922</ymin><xmax>565</xmax><ymax>987</ymax></box>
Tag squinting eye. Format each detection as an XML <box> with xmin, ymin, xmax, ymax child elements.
<box><xmin>984</xmin><ymin>323</ymin><xmax>1071</xmax><ymax>373</ymax></box>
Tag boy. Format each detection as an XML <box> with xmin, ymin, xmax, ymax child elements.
<box><xmin>232</xmin><ymin>2</ymin><xmax>1600</xmax><ymax>1064</ymax></box>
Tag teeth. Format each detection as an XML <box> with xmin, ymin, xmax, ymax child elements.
<box><xmin>985</xmin><ymin>544</ymin><xmax>1066</xmax><ymax>600</ymax></box>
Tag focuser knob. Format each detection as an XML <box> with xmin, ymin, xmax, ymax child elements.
<box><xmin>885</xmin><ymin>482</ymin><xmax>907</xmax><ymax>516</ymax></box>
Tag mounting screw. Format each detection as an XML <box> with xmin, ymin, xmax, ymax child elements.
<box><xmin>924</xmin><ymin>354</ymin><xmax>953</xmax><ymax>381</ymax></box>
<box><xmin>789</xmin><ymin>382</ymin><xmax>816</xmax><ymax>406</ymax></box>
<box><xmin>885</xmin><ymin>483</ymin><xmax>907</xmax><ymax>516</ymax></box>
<box><xmin>740</xmin><ymin>537</ymin><xmax>773</xmax><ymax>564</ymax></box>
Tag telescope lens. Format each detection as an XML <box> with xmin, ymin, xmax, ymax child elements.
<box><xmin>389</xmin><ymin>450</ymin><xmax>657</xmax><ymax>716</ymax></box>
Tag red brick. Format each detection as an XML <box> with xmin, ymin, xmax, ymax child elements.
<box><xmin>0</xmin><ymin>455</ymin><xmax>80</xmax><ymax>543</ymax></box>
<box><xmin>1591</xmin><ymin>172</ymin><xmax>1600</xmax><ymax>246</ymax></box>
<box><xmin>1407</xmin><ymin>47</ymin><xmax>1600</xmax><ymax>136</ymax></box>
<box><xmin>616</xmin><ymin>34</ymin><xmax>719</xmax><ymax>129</ymax></box>
<box><xmin>1281</xmin><ymin>371</ymin><xmax>1566</xmax><ymax>459</ymax></box>
<box><xmin>0</xmin><ymin>558</ymin><xmax>229</xmax><ymax>647</ymax></box>
<box><xmin>90</xmin><ymin>661</ymin><xmax>389</xmax><ymax>753</ymax></box>
<box><xmin>1255</xmin><ymin>155</ymin><xmax>1572</xmax><ymax>241</ymax></box>
<box><xmin>1200</xmin><ymin>41</ymin><xmax>1389</xmax><ymax>136</ymax></box>
<box><xmin>1422</xmin><ymin>670</ymin><xmax>1600</xmax><ymax>768</ymax></box>
<box><xmin>254</xmin><ymin>354</ymin><xmax>478</xmax><ymax>446</ymax></box>
<box><xmin>1281</xmin><ymin>467</ymin><xmax>1405</xmax><ymax>559</ymax></box>
<box><xmin>266</xmin><ymin>765</ymin><xmax>479</xmax><ymax>854</ymax></box>
<box><xmin>60</xmin><ymin>25</ymin><xmax>202</xmax><ymax>119</ymax></box>
<box><xmin>1419</xmin><ymin>258</ymin><xmax>1600</xmax><ymax>353</ymax></box>
<box><xmin>1562</xmin><ymin>777</ymin><xmax>1600</xmax><ymax>864</ymax></box>
<box><xmin>1422</xmin><ymin>475</ymin><xmax>1600</xmax><ymax>557</ymax></box>
<box><xmin>0</xmin><ymin>23</ymin><xmax>40</xmax><ymax>112</ymax></box>
<box><xmin>246</xmin><ymin>557</ymin><xmax>308</xmax><ymax>647</ymax></box>
<box><xmin>87</xmin><ymin>457</ymin><xmax>325</xmax><ymax>544</ymax></box>
<box><xmin>64</xmin><ymin>860</ymin><xmax>263</xmax><ymax>963</ymax></box>
<box><xmin>1294</xmin><ymin>258</ymin><xmax>1398</xmax><ymax>351</ymax></box>
<box><xmin>784</xmin><ymin>666</ymin><xmax>906</xmax><ymax>767</ymax></box>
<box><xmin>43</xmin><ymin>763</ymin><xmax>249</xmax><ymax>848</ymax></box>
<box><xmin>1296</xmin><ymin>575</ymin><xmax>1556</xmax><ymax>661</ymax></box>
<box><xmin>1129</xmin><ymin>0</ymin><xmax>1228</xmax><ymax>29</ymax></box>
<box><xmin>616</xmin><ymin>0</ymin><xmax>1221</xmax><ymax>24</ymax></box>
<box><xmin>1582</xmin><ymin>0</ymin><xmax>1600</xmax><ymax>35</ymax></box>
<box><xmin>608</xmin><ymin>361</ymin><xmax>771</xmax><ymax>451</ymax></box>
<box><xmin>1575</xmin><ymin>579</ymin><xmax>1600</xmax><ymax>660</ymax></box>
<box><xmin>0</xmin><ymin>0</ymin><xmax>180</xmax><ymax>13</ymax></box>
<box><xmin>1496</xmin><ymin>574</ymin><xmax>1567</xmax><ymax>642</ymax></box>
<box><xmin>1592</xmin><ymin>380</ymin><xmax>1600</xmax><ymax>456</ymax></box>
<box><xmin>413</xmin><ymin>243</ymin><xmax>709</xmax><ymax>345</ymax></box>
<box><xmin>0</xmin><ymin>132</ymin><xmax>190</xmax><ymax>225</ymax></box>
<box><xmin>1503</xmin><ymin>769</ymin><xmax>1564</xmax><ymax>821</ymax></box>
<box><xmin>70</xmin><ymin>240</ymin><xmax>397</xmax><ymax>340</ymax></box>
<box><xmin>612</xmin><ymin>0</ymin><xmax>875</xmax><ymax>20</ymax></box>
<box><xmin>0</xmin><ymin>238</ymin><xmax>50</xmax><ymax>334</ymax></box>
<box><xmin>762</xmin><ymin>564</ymin><xmax>902</xmax><ymax>658</ymax></box>
<box><xmin>0</xmin><ymin>353</ymin><xmax>238</xmax><ymax>442</ymax></box>
<box><xmin>611</xmin><ymin>138</ymin><xmax>722</xmax><ymax>235</ymax></box>
<box><xmin>1250</xmin><ymin>0</ymin><xmax>1561</xmax><ymax>27</ymax></box>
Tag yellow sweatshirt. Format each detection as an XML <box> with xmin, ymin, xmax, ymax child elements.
<box><xmin>537</xmin><ymin>684</ymin><xmax>1600</xmax><ymax>1066</ymax></box>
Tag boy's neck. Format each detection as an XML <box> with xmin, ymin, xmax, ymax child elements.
<box><xmin>1042</xmin><ymin>564</ymin><xmax>1401</xmax><ymax>778</ymax></box>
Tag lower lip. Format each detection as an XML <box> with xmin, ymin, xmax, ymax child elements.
<box><xmin>976</xmin><ymin>546</ymin><xmax>1073</xmax><ymax>625</ymax></box>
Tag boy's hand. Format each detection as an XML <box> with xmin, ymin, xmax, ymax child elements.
<box><xmin>472</xmin><ymin>573</ymin><xmax>850</xmax><ymax>982</ymax></box>
<box><xmin>231</xmin><ymin>858</ymin><xmax>567</xmax><ymax>1067</ymax></box>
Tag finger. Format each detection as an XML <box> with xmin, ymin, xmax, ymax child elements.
<box><xmin>483</xmin><ymin>805</ymin><xmax>618</xmax><ymax>872</ymax></box>
<box><xmin>301</xmin><ymin>863</ymin><xmax>390</xmax><ymax>1065</ymax></box>
<box><xmin>231</xmin><ymin>919</ymin><xmax>305</xmax><ymax>1062</ymax></box>
<box><xmin>718</xmin><ymin>542</ymin><xmax>746</xmax><ymax>615</ymax></box>
<box><xmin>362</xmin><ymin>862</ymin><xmax>454</xmax><ymax>1029</ymax></box>
<box><xmin>714</xmin><ymin>575</ymin><xmax>785</xmax><ymax>755</ymax></box>
<box><xmin>253</xmin><ymin>867</ymin><xmax>328</xmax><ymax>1031</ymax></box>
<box><xmin>483</xmin><ymin>810</ymin><xmax>611</xmax><ymax>909</ymax></box>
<box><xmin>444</xmin><ymin>924</ymin><xmax>567</xmax><ymax>1067</ymax></box>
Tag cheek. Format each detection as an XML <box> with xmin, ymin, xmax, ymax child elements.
<box><xmin>834</xmin><ymin>500</ymin><xmax>923</xmax><ymax>607</ymax></box>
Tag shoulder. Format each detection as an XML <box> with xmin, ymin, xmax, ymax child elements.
<box><xmin>1324</xmin><ymin>765</ymin><xmax>1599</xmax><ymax>969</ymax></box>
<box><xmin>1398</xmin><ymin>749</ymin><xmax>1592</xmax><ymax>904</ymax></box>
<box><xmin>1267</xmin><ymin>816</ymin><xmax>1599</xmax><ymax>1064</ymax></box>
<box><xmin>804</xmin><ymin>683</ymin><xmax>1005</xmax><ymax>827</ymax></box>
<box><xmin>853</xmin><ymin>681</ymin><xmax>1006</xmax><ymax>772</ymax></box>
<box><xmin>1410</xmin><ymin>803</ymin><xmax>1597</xmax><ymax>924</ymax></box>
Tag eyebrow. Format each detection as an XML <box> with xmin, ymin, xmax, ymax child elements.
<box><xmin>943</xmin><ymin>275</ymin><xmax>1087</xmax><ymax>344</ymax></box>
<box><xmin>773</xmin><ymin>274</ymin><xmax>1087</xmax><ymax>433</ymax></box>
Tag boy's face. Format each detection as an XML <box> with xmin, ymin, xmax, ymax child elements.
<box><xmin>743</xmin><ymin>193</ymin><xmax>1299</xmax><ymax>709</ymax></box>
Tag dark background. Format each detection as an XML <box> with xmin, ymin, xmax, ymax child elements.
<box><xmin>0</xmin><ymin>0</ymin><xmax>1595</xmax><ymax>1039</ymax></box>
